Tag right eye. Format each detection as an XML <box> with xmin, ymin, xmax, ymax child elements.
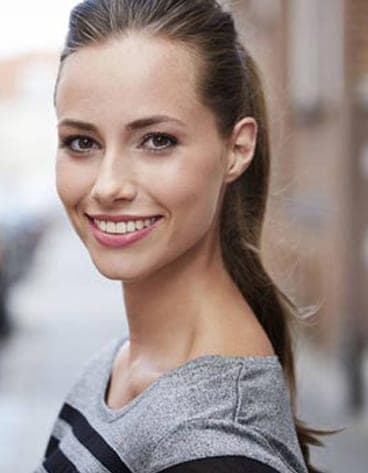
<box><xmin>59</xmin><ymin>135</ymin><xmax>100</xmax><ymax>154</ymax></box>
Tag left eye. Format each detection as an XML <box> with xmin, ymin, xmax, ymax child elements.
<box><xmin>61</xmin><ymin>136</ymin><xmax>99</xmax><ymax>153</ymax></box>
<box><xmin>141</xmin><ymin>133</ymin><xmax>178</xmax><ymax>151</ymax></box>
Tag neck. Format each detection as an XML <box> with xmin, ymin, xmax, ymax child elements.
<box><xmin>120</xmin><ymin>230</ymin><xmax>250</xmax><ymax>372</ymax></box>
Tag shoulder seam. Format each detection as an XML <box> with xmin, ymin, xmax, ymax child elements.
<box><xmin>235</xmin><ymin>361</ymin><xmax>246</xmax><ymax>421</ymax></box>
<box><xmin>153</xmin><ymin>360</ymin><xmax>244</xmax><ymax>453</ymax></box>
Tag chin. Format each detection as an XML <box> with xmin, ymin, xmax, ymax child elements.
<box><xmin>89</xmin><ymin>254</ymin><xmax>155</xmax><ymax>283</ymax></box>
<box><xmin>94</xmin><ymin>266</ymin><xmax>125</xmax><ymax>281</ymax></box>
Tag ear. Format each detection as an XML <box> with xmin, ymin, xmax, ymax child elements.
<box><xmin>224</xmin><ymin>117</ymin><xmax>258</xmax><ymax>184</ymax></box>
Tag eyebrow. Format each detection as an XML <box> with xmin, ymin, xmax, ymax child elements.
<box><xmin>57</xmin><ymin>115</ymin><xmax>186</xmax><ymax>132</ymax></box>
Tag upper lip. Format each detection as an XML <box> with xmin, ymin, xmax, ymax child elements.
<box><xmin>86</xmin><ymin>213</ymin><xmax>162</xmax><ymax>222</ymax></box>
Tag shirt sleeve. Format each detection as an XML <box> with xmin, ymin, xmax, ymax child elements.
<box><xmin>146</xmin><ymin>417</ymin><xmax>295</xmax><ymax>473</ymax></box>
<box><xmin>156</xmin><ymin>455</ymin><xmax>280</xmax><ymax>472</ymax></box>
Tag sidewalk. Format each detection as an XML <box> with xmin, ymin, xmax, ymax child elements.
<box><xmin>0</xmin><ymin>212</ymin><xmax>367</xmax><ymax>472</ymax></box>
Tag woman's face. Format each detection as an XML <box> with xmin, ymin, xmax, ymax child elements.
<box><xmin>55</xmin><ymin>34</ymin><xmax>231</xmax><ymax>282</ymax></box>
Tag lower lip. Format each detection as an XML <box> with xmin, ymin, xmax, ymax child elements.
<box><xmin>87</xmin><ymin>216</ymin><xmax>164</xmax><ymax>248</ymax></box>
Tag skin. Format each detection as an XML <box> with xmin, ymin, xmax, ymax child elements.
<box><xmin>55</xmin><ymin>33</ymin><xmax>274</xmax><ymax>408</ymax></box>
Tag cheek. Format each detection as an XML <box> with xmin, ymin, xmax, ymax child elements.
<box><xmin>160</xmin><ymin>150</ymin><xmax>224</xmax><ymax>240</ymax></box>
<box><xmin>55</xmin><ymin>156</ymin><xmax>91</xmax><ymax>210</ymax></box>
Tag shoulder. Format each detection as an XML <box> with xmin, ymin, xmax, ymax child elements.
<box><xmin>145</xmin><ymin>416</ymin><xmax>308</xmax><ymax>473</ymax></box>
<box><xmin>138</xmin><ymin>357</ymin><xmax>307</xmax><ymax>473</ymax></box>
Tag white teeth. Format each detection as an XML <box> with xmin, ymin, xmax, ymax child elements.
<box><xmin>136</xmin><ymin>220</ymin><xmax>144</xmax><ymax>230</ymax></box>
<box><xmin>116</xmin><ymin>222</ymin><xmax>126</xmax><ymax>233</ymax></box>
<box><xmin>106</xmin><ymin>222</ymin><xmax>115</xmax><ymax>233</ymax></box>
<box><xmin>93</xmin><ymin>217</ymin><xmax>161</xmax><ymax>235</ymax></box>
<box><xmin>126</xmin><ymin>221</ymin><xmax>136</xmax><ymax>232</ymax></box>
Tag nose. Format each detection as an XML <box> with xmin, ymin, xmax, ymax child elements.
<box><xmin>90</xmin><ymin>147</ymin><xmax>138</xmax><ymax>205</ymax></box>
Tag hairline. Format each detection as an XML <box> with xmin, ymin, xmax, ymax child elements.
<box><xmin>54</xmin><ymin>29</ymin><xmax>206</xmax><ymax>107</ymax></box>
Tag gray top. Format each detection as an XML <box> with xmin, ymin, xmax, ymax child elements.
<box><xmin>35</xmin><ymin>335</ymin><xmax>308</xmax><ymax>473</ymax></box>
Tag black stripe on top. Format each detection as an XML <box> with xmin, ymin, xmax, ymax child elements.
<box><xmin>59</xmin><ymin>403</ymin><xmax>131</xmax><ymax>473</ymax></box>
<box><xmin>157</xmin><ymin>455</ymin><xmax>280</xmax><ymax>473</ymax></box>
<box><xmin>43</xmin><ymin>445</ymin><xmax>80</xmax><ymax>473</ymax></box>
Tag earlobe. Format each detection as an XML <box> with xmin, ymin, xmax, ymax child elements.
<box><xmin>225</xmin><ymin>117</ymin><xmax>258</xmax><ymax>183</ymax></box>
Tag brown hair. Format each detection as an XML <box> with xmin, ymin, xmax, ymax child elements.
<box><xmin>54</xmin><ymin>1</ymin><xmax>343</xmax><ymax>470</ymax></box>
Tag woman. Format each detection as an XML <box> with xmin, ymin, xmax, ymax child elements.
<box><xmin>35</xmin><ymin>1</ymin><xmax>337</xmax><ymax>472</ymax></box>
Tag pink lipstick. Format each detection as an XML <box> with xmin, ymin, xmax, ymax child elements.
<box><xmin>87</xmin><ymin>215</ymin><xmax>164</xmax><ymax>248</ymax></box>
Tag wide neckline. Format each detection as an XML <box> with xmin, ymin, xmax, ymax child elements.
<box><xmin>98</xmin><ymin>334</ymin><xmax>281</xmax><ymax>422</ymax></box>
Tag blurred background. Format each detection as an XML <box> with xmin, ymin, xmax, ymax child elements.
<box><xmin>0</xmin><ymin>0</ymin><xmax>367</xmax><ymax>471</ymax></box>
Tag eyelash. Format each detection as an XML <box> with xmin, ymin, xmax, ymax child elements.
<box><xmin>59</xmin><ymin>132</ymin><xmax>178</xmax><ymax>154</ymax></box>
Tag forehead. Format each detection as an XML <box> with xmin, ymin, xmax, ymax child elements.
<box><xmin>55</xmin><ymin>33</ymin><xmax>205</xmax><ymax>123</ymax></box>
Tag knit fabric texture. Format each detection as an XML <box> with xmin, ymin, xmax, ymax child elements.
<box><xmin>34</xmin><ymin>335</ymin><xmax>308</xmax><ymax>473</ymax></box>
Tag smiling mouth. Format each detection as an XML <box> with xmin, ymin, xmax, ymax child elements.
<box><xmin>86</xmin><ymin>213</ymin><xmax>164</xmax><ymax>249</ymax></box>
<box><xmin>86</xmin><ymin>214</ymin><xmax>163</xmax><ymax>235</ymax></box>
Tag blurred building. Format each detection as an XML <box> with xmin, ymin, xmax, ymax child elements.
<box><xmin>0</xmin><ymin>52</ymin><xmax>60</xmax><ymax>213</ymax></box>
<box><xmin>233</xmin><ymin>0</ymin><xmax>368</xmax><ymax>411</ymax></box>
